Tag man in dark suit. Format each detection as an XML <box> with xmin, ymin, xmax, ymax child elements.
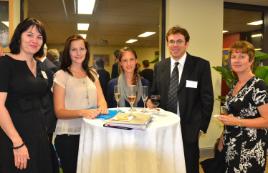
<box><xmin>111</xmin><ymin>49</ymin><xmax>120</xmax><ymax>79</ymax></box>
<box><xmin>140</xmin><ymin>60</ymin><xmax>154</xmax><ymax>87</ymax></box>
<box><xmin>149</xmin><ymin>26</ymin><xmax>214</xmax><ymax>173</ymax></box>
<box><xmin>94</xmin><ymin>58</ymin><xmax>110</xmax><ymax>101</ymax></box>
<box><xmin>37</xmin><ymin>45</ymin><xmax>59</xmax><ymax>173</ymax></box>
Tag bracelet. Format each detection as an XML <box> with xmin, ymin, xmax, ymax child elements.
<box><xmin>12</xmin><ymin>143</ymin><xmax>25</xmax><ymax>150</ymax></box>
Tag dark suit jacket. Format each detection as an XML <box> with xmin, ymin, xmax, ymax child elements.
<box><xmin>151</xmin><ymin>53</ymin><xmax>214</xmax><ymax>143</ymax></box>
<box><xmin>42</xmin><ymin>58</ymin><xmax>59</xmax><ymax>75</ymax></box>
<box><xmin>111</xmin><ymin>62</ymin><xmax>119</xmax><ymax>79</ymax></box>
<box><xmin>97</xmin><ymin>69</ymin><xmax>110</xmax><ymax>101</ymax></box>
<box><xmin>140</xmin><ymin>68</ymin><xmax>154</xmax><ymax>87</ymax></box>
<box><xmin>39</xmin><ymin>58</ymin><xmax>59</xmax><ymax>134</ymax></box>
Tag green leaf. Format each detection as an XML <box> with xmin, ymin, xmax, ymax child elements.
<box><xmin>212</xmin><ymin>66</ymin><xmax>236</xmax><ymax>88</ymax></box>
<box><xmin>255</xmin><ymin>51</ymin><xmax>268</xmax><ymax>61</ymax></box>
<box><xmin>255</xmin><ymin>66</ymin><xmax>268</xmax><ymax>85</ymax></box>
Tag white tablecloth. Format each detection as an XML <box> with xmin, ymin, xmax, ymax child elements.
<box><xmin>76</xmin><ymin>108</ymin><xmax>186</xmax><ymax>173</ymax></box>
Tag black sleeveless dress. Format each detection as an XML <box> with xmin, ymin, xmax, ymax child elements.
<box><xmin>0</xmin><ymin>56</ymin><xmax>52</xmax><ymax>173</ymax></box>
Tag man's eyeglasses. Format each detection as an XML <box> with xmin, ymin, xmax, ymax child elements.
<box><xmin>168</xmin><ymin>40</ymin><xmax>185</xmax><ymax>45</ymax></box>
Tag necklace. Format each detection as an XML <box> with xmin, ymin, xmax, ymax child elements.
<box><xmin>82</xmin><ymin>78</ymin><xmax>90</xmax><ymax>106</ymax></box>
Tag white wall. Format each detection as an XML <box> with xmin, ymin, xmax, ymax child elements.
<box><xmin>166</xmin><ymin>0</ymin><xmax>224</xmax><ymax>148</ymax></box>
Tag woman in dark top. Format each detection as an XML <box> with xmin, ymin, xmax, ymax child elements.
<box><xmin>218</xmin><ymin>41</ymin><xmax>268</xmax><ymax>173</ymax></box>
<box><xmin>107</xmin><ymin>47</ymin><xmax>149</xmax><ymax>108</ymax></box>
<box><xmin>0</xmin><ymin>18</ymin><xmax>52</xmax><ymax>173</ymax></box>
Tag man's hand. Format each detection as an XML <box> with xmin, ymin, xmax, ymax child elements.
<box><xmin>146</xmin><ymin>99</ymin><xmax>157</xmax><ymax>109</ymax></box>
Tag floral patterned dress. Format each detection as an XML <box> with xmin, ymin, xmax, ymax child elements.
<box><xmin>223</xmin><ymin>76</ymin><xmax>268</xmax><ymax>173</ymax></box>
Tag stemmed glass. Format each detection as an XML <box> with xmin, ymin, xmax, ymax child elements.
<box><xmin>150</xmin><ymin>95</ymin><xmax>161</xmax><ymax>114</ymax></box>
<box><xmin>142</xmin><ymin>86</ymin><xmax>148</xmax><ymax>112</ymax></box>
<box><xmin>220</xmin><ymin>105</ymin><xmax>228</xmax><ymax>115</ymax></box>
<box><xmin>126</xmin><ymin>85</ymin><xmax>137</xmax><ymax>113</ymax></box>
<box><xmin>114</xmin><ymin>85</ymin><xmax>120</xmax><ymax>112</ymax></box>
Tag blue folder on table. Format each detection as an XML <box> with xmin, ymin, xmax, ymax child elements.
<box><xmin>96</xmin><ymin>110</ymin><xmax>118</xmax><ymax>120</ymax></box>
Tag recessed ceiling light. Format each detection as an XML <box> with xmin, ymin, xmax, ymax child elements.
<box><xmin>222</xmin><ymin>30</ymin><xmax>228</xmax><ymax>34</ymax></box>
<box><xmin>247</xmin><ymin>20</ymin><xmax>263</xmax><ymax>26</ymax></box>
<box><xmin>77</xmin><ymin>23</ymin><xmax>90</xmax><ymax>31</ymax></box>
<box><xmin>79</xmin><ymin>34</ymin><xmax>87</xmax><ymax>39</ymax></box>
<box><xmin>138</xmin><ymin>32</ymin><xmax>156</xmax><ymax>37</ymax></box>
<box><xmin>126</xmin><ymin>39</ymin><xmax>138</xmax><ymax>43</ymax></box>
<box><xmin>251</xmin><ymin>33</ymin><xmax>262</xmax><ymax>38</ymax></box>
<box><xmin>1</xmin><ymin>21</ymin><xmax>9</xmax><ymax>27</ymax></box>
<box><xmin>78</xmin><ymin>0</ymin><xmax>96</xmax><ymax>14</ymax></box>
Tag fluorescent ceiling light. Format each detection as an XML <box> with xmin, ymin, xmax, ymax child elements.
<box><xmin>77</xmin><ymin>23</ymin><xmax>90</xmax><ymax>30</ymax></box>
<box><xmin>247</xmin><ymin>20</ymin><xmax>263</xmax><ymax>25</ymax></box>
<box><xmin>126</xmin><ymin>39</ymin><xmax>138</xmax><ymax>44</ymax></box>
<box><xmin>222</xmin><ymin>30</ymin><xmax>228</xmax><ymax>34</ymax></box>
<box><xmin>1</xmin><ymin>21</ymin><xmax>9</xmax><ymax>27</ymax></box>
<box><xmin>138</xmin><ymin>32</ymin><xmax>156</xmax><ymax>37</ymax></box>
<box><xmin>79</xmin><ymin>34</ymin><xmax>87</xmax><ymax>39</ymax></box>
<box><xmin>255</xmin><ymin>48</ymin><xmax>262</xmax><ymax>51</ymax></box>
<box><xmin>251</xmin><ymin>33</ymin><xmax>262</xmax><ymax>38</ymax></box>
<box><xmin>78</xmin><ymin>0</ymin><xmax>95</xmax><ymax>14</ymax></box>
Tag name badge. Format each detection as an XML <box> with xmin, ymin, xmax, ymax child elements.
<box><xmin>186</xmin><ymin>80</ymin><xmax>198</xmax><ymax>88</ymax></box>
<box><xmin>41</xmin><ymin>71</ymin><xmax>48</xmax><ymax>79</ymax></box>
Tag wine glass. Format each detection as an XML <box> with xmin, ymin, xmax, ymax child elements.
<box><xmin>220</xmin><ymin>105</ymin><xmax>228</xmax><ymax>115</ymax></box>
<box><xmin>126</xmin><ymin>85</ymin><xmax>137</xmax><ymax>113</ymax></box>
<box><xmin>114</xmin><ymin>85</ymin><xmax>120</xmax><ymax>112</ymax></box>
<box><xmin>150</xmin><ymin>95</ymin><xmax>160</xmax><ymax>115</ymax></box>
<box><xmin>142</xmin><ymin>86</ymin><xmax>148</xmax><ymax>112</ymax></box>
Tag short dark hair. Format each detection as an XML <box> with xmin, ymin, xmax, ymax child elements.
<box><xmin>113</xmin><ymin>49</ymin><xmax>121</xmax><ymax>59</ymax></box>
<box><xmin>142</xmin><ymin>60</ymin><xmax>150</xmax><ymax>67</ymax></box>
<box><xmin>166</xmin><ymin>26</ymin><xmax>190</xmax><ymax>43</ymax></box>
<box><xmin>9</xmin><ymin>18</ymin><xmax>47</xmax><ymax>58</ymax></box>
<box><xmin>61</xmin><ymin>34</ymin><xmax>95</xmax><ymax>82</ymax></box>
<box><xmin>95</xmin><ymin>58</ymin><xmax>105</xmax><ymax>69</ymax></box>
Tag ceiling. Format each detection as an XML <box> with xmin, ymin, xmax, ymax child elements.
<box><xmin>28</xmin><ymin>0</ymin><xmax>161</xmax><ymax>47</ymax></box>
<box><xmin>26</xmin><ymin>0</ymin><xmax>268</xmax><ymax>48</ymax></box>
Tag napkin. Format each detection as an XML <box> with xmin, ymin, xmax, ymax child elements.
<box><xmin>96</xmin><ymin>110</ymin><xmax>118</xmax><ymax>120</ymax></box>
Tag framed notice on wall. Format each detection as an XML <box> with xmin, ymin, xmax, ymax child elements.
<box><xmin>0</xmin><ymin>1</ymin><xmax>9</xmax><ymax>48</ymax></box>
<box><xmin>93</xmin><ymin>54</ymin><xmax>110</xmax><ymax>66</ymax></box>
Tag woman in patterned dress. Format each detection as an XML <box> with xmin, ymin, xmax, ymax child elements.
<box><xmin>218</xmin><ymin>41</ymin><xmax>268</xmax><ymax>173</ymax></box>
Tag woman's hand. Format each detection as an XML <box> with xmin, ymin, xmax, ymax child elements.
<box><xmin>80</xmin><ymin>109</ymin><xmax>100</xmax><ymax>119</ymax></box>
<box><xmin>217</xmin><ymin>135</ymin><xmax>224</xmax><ymax>152</ymax></box>
<box><xmin>218</xmin><ymin>114</ymin><xmax>241</xmax><ymax>126</ymax></box>
<box><xmin>13</xmin><ymin>144</ymin><xmax>30</xmax><ymax>170</ymax></box>
<box><xmin>97</xmin><ymin>105</ymin><xmax>108</xmax><ymax>115</ymax></box>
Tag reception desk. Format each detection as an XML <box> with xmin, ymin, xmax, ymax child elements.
<box><xmin>76</xmin><ymin>108</ymin><xmax>186</xmax><ymax>173</ymax></box>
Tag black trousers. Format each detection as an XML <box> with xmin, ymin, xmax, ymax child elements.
<box><xmin>54</xmin><ymin>135</ymin><xmax>80</xmax><ymax>173</ymax></box>
<box><xmin>183</xmin><ymin>141</ymin><xmax>200</xmax><ymax>173</ymax></box>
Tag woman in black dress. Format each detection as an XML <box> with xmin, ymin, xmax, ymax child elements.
<box><xmin>218</xmin><ymin>41</ymin><xmax>268</xmax><ymax>173</ymax></box>
<box><xmin>0</xmin><ymin>18</ymin><xmax>52</xmax><ymax>173</ymax></box>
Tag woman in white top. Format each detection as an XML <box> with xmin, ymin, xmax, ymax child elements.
<box><xmin>53</xmin><ymin>34</ymin><xmax>107</xmax><ymax>173</ymax></box>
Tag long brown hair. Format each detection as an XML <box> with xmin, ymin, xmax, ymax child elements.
<box><xmin>61</xmin><ymin>34</ymin><xmax>95</xmax><ymax>82</ymax></box>
<box><xmin>119</xmin><ymin>47</ymin><xmax>139</xmax><ymax>85</ymax></box>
